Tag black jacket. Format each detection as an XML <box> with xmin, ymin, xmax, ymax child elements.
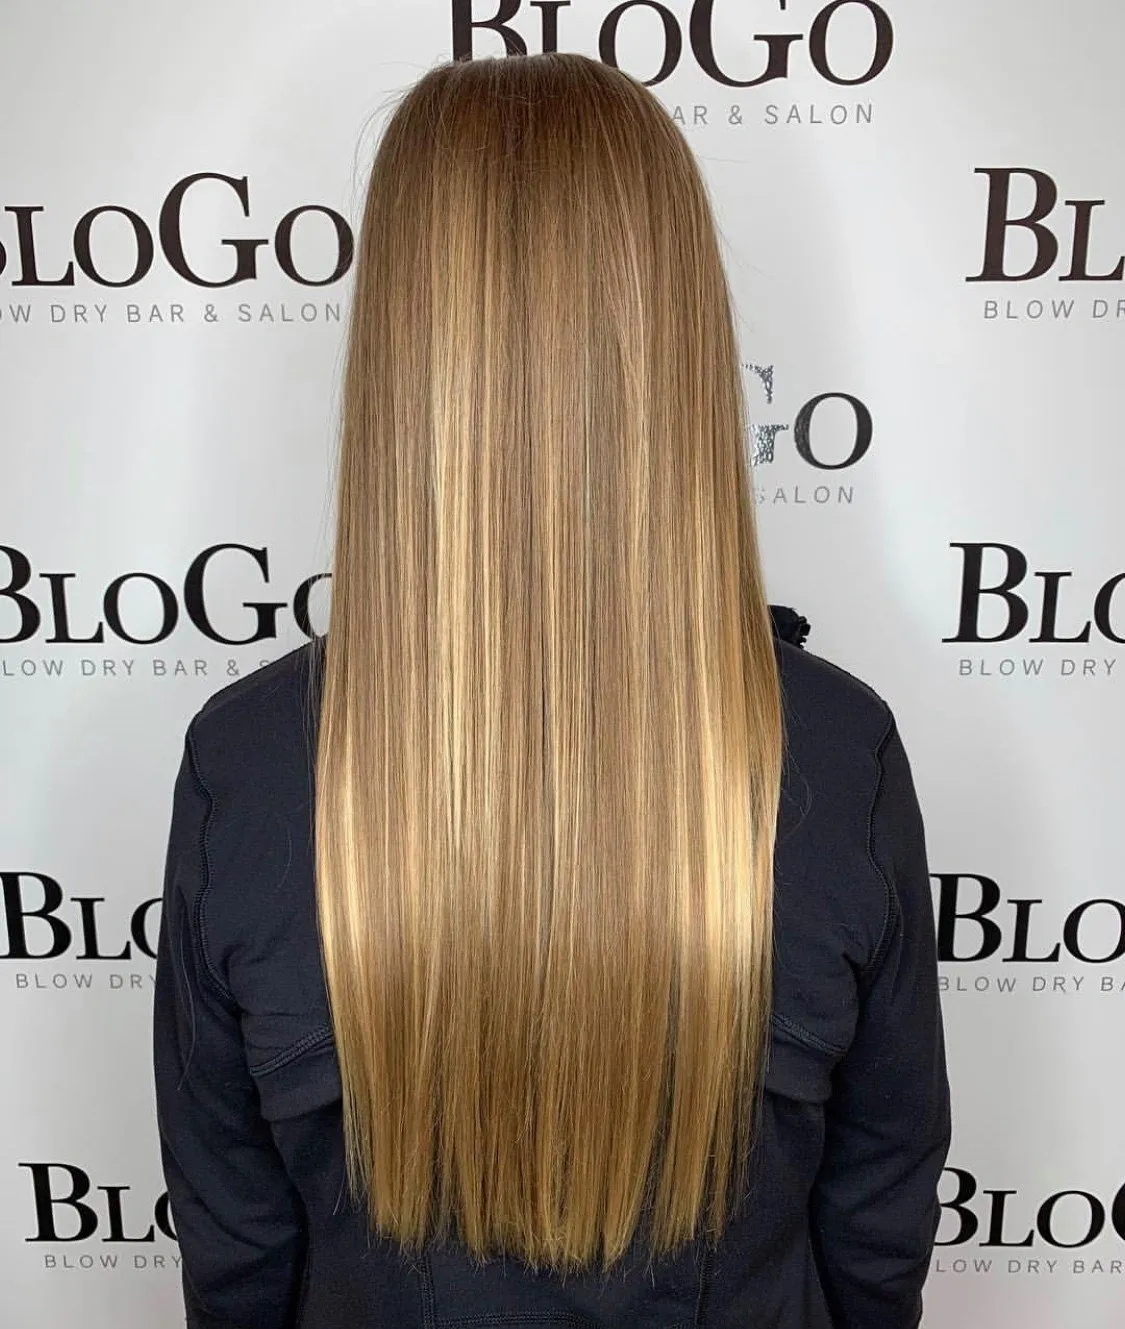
<box><xmin>152</xmin><ymin>606</ymin><xmax>951</xmax><ymax>1329</ymax></box>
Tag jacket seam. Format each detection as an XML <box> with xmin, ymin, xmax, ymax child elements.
<box><xmin>419</xmin><ymin>1251</ymin><xmax>437</xmax><ymax>1329</ymax></box>
<box><xmin>185</xmin><ymin>717</ymin><xmax>237</xmax><ymax>1007</ymax></box>
<box><xmin>248</xmin><ymin>1026</ymin><xmax>335</xmax><ymax>1078</ymax></box>
<box><xmin>769</xmin><ymin>1010</ymin><xmax>846</xmax><ymax>1058</ymax></box>
<box><xmin>800</xmin><ymin>647</ymin><xmax>889</xmax><ymax>713</ymax></box>
<box><xmin>693</xmin><ymin>1235</ymin><xmax>714</xmax><ymax>1327</ymax></box>
<box><xmin>438</xmin><ymin>1317</ymin><xmax>636</xmax><ymax>1327</ymax></box>
<box><xmin>805</xmin><ymin>1230</ymin><xmax>831</xmax><ymax>1319</ymax></box>
<box><xmin>860</xmin><ymin>705</ymin><xmax>899</xmax><ymax>986</ymax></box>
<box><xmin>294</xmin><ymin>1221</ymin><xmax>314</xmax><ymax>1326</ymax></box>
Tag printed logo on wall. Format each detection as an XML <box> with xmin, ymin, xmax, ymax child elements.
<box><xmin>2</xmin><ymin>873</ymin><xmax>159</xmax><ymax>995</ymax></box>
<box><xmin>1</xmin><ymin>3</ymin><xmax>897</xmax><ymax>333</ymax></box>
<box><xmin>933</xmin><ymin>1167</ymin><xmax>1125</xmax><ymax>1280</ymax></box>
<box><xmin>944</xmin><ymin>543</ymin><xmax>1121</xmax><ymax>682</ymax></box>
<box><xmin>20</xmin><ymin>1159</ymin><xmax>1125</xmax><ymax>1279</ymax></box>
<box><xmin>0</xmin><ymin>544</ymin><xmax>329</xmax><ymax>684</ymax></box>
<box><xmin>452</xmin><ymin>0</ymin><xmax>893</xmax><ymax>128</ymax></box>
<box><xmin>0</xmin><ymin>173</ymin><xmax>352</xmax><ymax>328</ymax></box>
<box><xmin>743</xmin><ymin>360</ymin><xmax>873</xmax><ymax>509</ymax></box>
<box><xmin>933</xmin><ymin>874</ymin><xmax>1125</xmax><ymax>1001</ymax></box>
<box><xmin>968</xmin><ymin>168</ymin><xmax>1125</xmax><ymax>325</ymax></box>
<box><xmin>18</xmin><ymin>1163</ymin><xmax>177</xmax><ymax>1275</ymax></box>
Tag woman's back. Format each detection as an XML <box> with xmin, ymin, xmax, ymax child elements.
<box><xmin>154</xmin><ymin>50</ymin><xmax>948</xmax><ymax>1329</ymax></box>
<box><xmin>153</xmin><ymin>606</ymin><xmax>950</xmax><ymax>1328</ymax></box>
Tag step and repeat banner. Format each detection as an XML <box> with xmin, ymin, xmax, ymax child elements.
<box><xmin>2</xmin><ymin>2</ymin><xmax>1121</xmax><ymax>1326</ymax></box>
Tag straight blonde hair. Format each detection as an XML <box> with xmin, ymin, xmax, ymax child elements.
<box><xmin>313</xmin><ymin>51</ymin><xmax>783</xmax><ymax>1275</ymax></box>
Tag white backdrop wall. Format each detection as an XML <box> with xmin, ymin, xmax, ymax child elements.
<box><xmin>2</xmin><ymin>3</ymin><xmax>1122</xmax><ymax>1326</ymax></box>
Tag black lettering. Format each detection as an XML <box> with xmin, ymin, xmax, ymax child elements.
<box><xmin>1093</xmin><ymin>573</ymin><xmax>1125</xmax><ymax>644</ymax></box>
<box><xmin>968</xmin><ymin>169</ymin><xmax>1059</xmax><ymax>283</ymax></box>
<box><xmin>292</xmin><ymin>572</ymin><xmax>331</xmax><ymax>639</ymax></box>
<box><xmin>943</xmin><ymin>542</ymin><xmax>1029</xmax><ymax>643</ymax></box>
<box><xmin>984</xmin><ymin>1190</ymin><xmax>1034</xmax><ymax>1248</ymax></box>
<box><xmin>935</xmin><ymin>874</ymin><xmax>1003</xmax><ymax>962</ymax></box>
<box><xmin>131</xmin><ymin>899</ymin><xmax>162</xmax><ymax>961</ymax></box>
<box><xmin>74</xmin><ymin>899</ymin><xmax>130</xmax><ymax>962</ymax></box>
<box><xmin>21</xmin><ymin>1163</ymin><xmax>98</xmax><ymax>1242</ymax></box>
<box><xmin>40</xmin><ymin>571</ymin><xmax>104</xmax><ymax>644</ymax></box>
<box><xmin>793</xmin><ymin>392</ymin><xmax>872</xmax><ymax>470</ymax></box>
<box><xmin>1009</xmin><ymin>899</ymin><xmax>1060</xmax><ymax>963</ymax></box>
<box><xmin>5</xmin><ymin>206</ymin><xmax>75</xmax><ymax>286</ymax></box>
<box><xmin>1063</xmin><ymin>900</ymin><xmax>1125</xmax><ymax>964</ymax></box>
<box><xmin>154</xmin><ymin>1193</ymin><xmax>177</xmax><ymax>1241</ymax></box>
<box><xmin>2</xmin><ymin>873</ymin><xmax>71</xmax><ymax>961</ymax></box>
<box><xmin>160</xmin><ymin>174</ymin><xmax>267</xmax><ymax>288</ymax></box>
<box><xmin>1111</xmin><ymin>1181</ymin><xmax>1125</xmax><ymax>1242</ymax></box>
<box><xmin>103</xmin><ymin>572</ymin><xmax>178</xmax><ymax>645</ymax></box>
<box><xmin>530</xmin><ymin>0</ymin><xmax>570</xmax><ymax>51</ymax></box>
<box><xmin>1061</xmin><ymin>199</ymin><xmax>1125</xmax><ymax>282</ymax></box>
<box><xmin>937</xmin><ymin>1168</ymin><xmax>979</xmax><ymax>1246</ymax></box>
<box><xmin>273</xmin><ymin>206</ymin><xmax>352</xmax><ymax>286</ymax></box>
<box><xmin>0</xmin><ymin>546</ymin><xmax>42</xmax><ymax>642</ymax></box>
<box><xmin>99</xmin><ymin>1186</ymin><xmax>155</xmax><ymax>1243</ymax></box>
<box><xmin>73</xmin><ymin>207</ymin><xmax>154</xmax><ymax>287</ymax></box>
<box><xmin>600</xmin><ymin>1</ymin><xmax>681</xmax><ymax>85</ymax></box>
<box><xmin>690</xmin><ymin>0</ymin><xmax>800</xmax><ymax>87</ymax></box>
<box><xmin>451</xmin><ymin>0</ymin><xmax>526</xmax><ymax>59</ymax></box>
<box><xmin>808</xmin><ymin>0</ymin><xmax>893</xmax><ymax>86</ymax></box>
<box><xmin>1037</xmin><ymin>1192</ymin><xmax>1105</xmax><ymax>1249</ymax></box>
<box><xmin>1031</xmin><ymin>571</ymin><xmax>1090</xmax><ymax>643</ymax></box>
<box><xmin>183</xmin><ymin>544</ymin><xmax>284</xmax><ymax>645</ymax></box>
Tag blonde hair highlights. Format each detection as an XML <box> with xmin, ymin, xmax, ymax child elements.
<box><xmin>314</xmin><ymin>52</ymin><xmax>783</xmax><ymax>1275</ymax></box>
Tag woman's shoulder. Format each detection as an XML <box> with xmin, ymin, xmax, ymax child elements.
<box><xmin>767</xmin><ymin>608</ymin><xmax>914</xmax><ymax>1080</ymax></box>
<box><xmin>185</xmin><ymin>637</ymin><xmax>323</xmax><ymax>805</ymax></box>
<box><xmin>192</xmin><ymin>634</ymin><xmax>323</xmax><ymax>729</ymax></box>
<box><xmin>769</xmin><ymin>604</ymin><xmax>895</xmax><ymax>754</ymax></box>
<box><xmin>174</xmin><ymin>639</ymin><xmax>329</xmax><ymax>1026</ymax></box>
<box><xmin>186</xmin><ymin>617</ymin><xmax>900</xmax><ymax>795</ymax></box>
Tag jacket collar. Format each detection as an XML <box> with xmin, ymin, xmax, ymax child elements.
<box><xmin>768</xmin><ymin>604</ymin><xmax>810</xmax><ymax>649</ymax></box>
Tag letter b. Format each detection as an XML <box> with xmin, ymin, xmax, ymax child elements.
<box><xmin>937</xmin><ymin>1168</ymin><xmax>980</xmax><ymax>1246</ymax></box>
<box><xmin>968</xmin><ymin>168</ymin><xmax>1059</xmax><ymax>282</ymax></box>
<box><xmin>21</xmin><ymin>1163</ymin><xmax>99</xmax><ymax>1242</ymax></box>
<box><xmin>943</xmin><ymin>543</ymin><xmax>1030</xmax><ymax>643</ymax></box>
<box><xmin>2</xmin><ymin>873</ymin><xmax>72</xmax><ymax>959</ymax></box>
<box><xmin>934</xmin><ymin>874</ymin><xmax>1003</xmax><ymax>962</ymax></box>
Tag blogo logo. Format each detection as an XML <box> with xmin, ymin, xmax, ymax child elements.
<box><xmin>451</xmin><ymin>0</ymin><xmax>894</xmax><ymax>87</ymax></box>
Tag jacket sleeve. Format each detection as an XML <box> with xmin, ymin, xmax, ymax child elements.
<box><xmin>152</xmin><ymin>718</ymin><xmax>307</xmax><ymax>1329</ymax></box>
<box><xmin>808</xmin><ymin>713</ymin><xmax>952</xmax><ymax>1329</ymax></box>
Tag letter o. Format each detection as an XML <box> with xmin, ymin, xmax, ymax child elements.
<box><xmin>1062</xmin><ymin>899</ymin><xmax>1125</xmax><ymax>964</ymax></box>
<box><xmin>1110</xmin><ymin>1180</ymin><xmax>1125</xmax><ymax>1240</ymax></box>
<box><xmin>794</xmin><ymin>392</ymin><xmax>873</xmax><ymax>469</ymax></box>
<box><xmin>809</xmin><ymin>0</ymin><xmax>894</xmax><ymax>86</ymax></box>
<box><xmin>103</xmin><ymin>573</ymin><xmax>178</xmax><ymax>644</ymax></box>
<box><xmin>274</xmin><ymin>205</ymin><xmax>353</xmax><ymax>286</ymax></box>
<box><xmin>154</xmin><ymin>1193</ymin><xmax>177</xmax><ymax>1241</ymax></box>
<box><xmin>73</xmin><ymin>207</ymin><xmax>155</xmax><ymax>287</ymax></box>
<box><xmin>1037</xmin><ymin>1191</ymin><xmax>1105</xmax><ymax>1248</ymax></box>
<box><xmin>1093</xmin><ymin>572</ymin><xmax>1125</xmax><ymax>644</ymax></box>
<box><xmin>599</xmin><ymin>1</ymin><xmax>682</xmax><ymax>85</ymax></box>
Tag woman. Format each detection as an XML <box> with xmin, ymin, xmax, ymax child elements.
<box><xmin>153</xmin><ymin>52</ymin><xmax>950</xmax><ymax>1329</ymax></box>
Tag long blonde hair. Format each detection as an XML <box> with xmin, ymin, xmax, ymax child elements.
<box><xmin>313</xmin><ymin>51</ymin><xmax>783</xmax><ymax>1275</ymax></box>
